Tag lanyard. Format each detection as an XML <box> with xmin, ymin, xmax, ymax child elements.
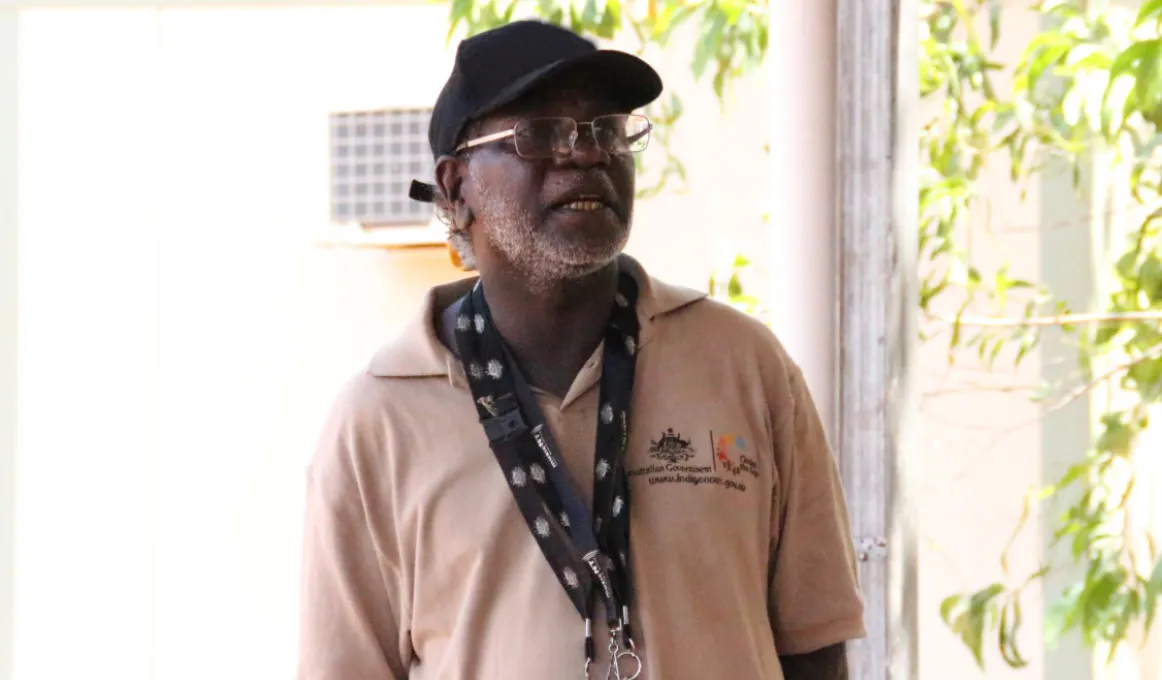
<box><xmin>452</xmin><ymin>273</ymin><xmax>642</xmax><ymax>679</ymax></box>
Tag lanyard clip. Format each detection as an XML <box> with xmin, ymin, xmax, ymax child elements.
<box><xmin>477</xmin><ymin>394</ymin><xmax>525</xmax><ymax>442</ymax></box>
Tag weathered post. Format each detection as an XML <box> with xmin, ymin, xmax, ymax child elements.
<box><xmin>836</xmin><ymin>1</ymin><xmax>918</xmax><ymax>679</ymax></box>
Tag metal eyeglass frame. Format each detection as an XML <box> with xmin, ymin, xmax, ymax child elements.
<box><xmin>454</xmin><ymin>114</ymin><xmax>652</xmax><ymax>159</ymax></box>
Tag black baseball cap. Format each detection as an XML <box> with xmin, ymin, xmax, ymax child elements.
<box><xmin>409</xmin><ymin>20</ymin><xmax>664</xmax><ymax>204</ymax></box>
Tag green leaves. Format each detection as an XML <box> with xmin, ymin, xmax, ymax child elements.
<box><xmin>708</xmin><ymin>253</ymin><xmax>763</xmax><ymax>318</ymax></box>
<box><xmin>447</xmin><ymin>0</ymin><xmax>765</xmax><ymax>104</ymax></box>
<box><xmin>690</xmin><ymin>9</ymin><xmax>725</xmax><ymax>80</ymax></box>
<box><xmin>920</xmin><ymin>0</ymin><xmax>1162</xmax><ymax>670</ymax></box>
<box><xmin>633</xmin><ymin>92</ymin><xmax>687</xmax><ymax>199</ymax></box>
<box><xmin>940</xmin><ymin>581</ymin><xmax>1034</xmax><ymax>670</ymax></box>
<box><xmin>1142</xmin><ymin>557</ymin><xmax>1162</xmax><ymax>632</ymax></box>
<box><xmin>1140</xmin><ymin>254</ymin><xmax>1162</xmax><ymax>305</ymax></box>
<box><xmin>448</xmin><ymin>0</ymin><xmax>632</xmax><ymax>44</ymax></box>
<box><xmin>1096</xmin><ymin>412</ymin><xmax>1134</xmax><ymax>457</ymax></box>
<box><xmin>1138</xmin><ymin>0</ymin><xmax>1162</xmax><ymax>31</ymax></box>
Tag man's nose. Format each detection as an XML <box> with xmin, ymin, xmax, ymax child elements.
<box><xmin>560</xmin><ymin>124</ymin><xmax>609</xmax><ymax>167</ymax></box>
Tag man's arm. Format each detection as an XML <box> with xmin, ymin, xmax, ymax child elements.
<box><xmin>780</xmin><ymin>643</ymin><xmax>849</xmax><ymax>680</ymax></box>
<box><xmin>298</xmin><ymin>376</ymin><xmax>411</xmax><ymax>679</ymax></box>
<box><xmin>765</xmin><ymin>360</ymin><xmax>866</xmax><ymax>660</ymax></box>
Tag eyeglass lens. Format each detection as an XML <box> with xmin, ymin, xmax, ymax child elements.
<box><xmin>512</xmin><ymin>114</ymin><xmax>651</xmax><ymax>159</ymax></box>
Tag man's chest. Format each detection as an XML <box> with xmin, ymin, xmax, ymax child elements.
<box><xmin>391</xmin><ymin>376</ymin><xmax>777</xmax><ymax>559</ymax></box>
<box><xmin>381</xmin><ymin>366</ymin><xmax>779</xmax><ymax>669</ymax></box>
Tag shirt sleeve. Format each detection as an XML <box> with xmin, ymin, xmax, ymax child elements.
<box><xmin>297</xmin><ymin>376</ymin><xmax>412</xmax><ymax>679</ymax></box>
<box><xmin>767</xmin><ymin>363</ymin><xmax>867</xmax><ymax>656</ymax></box>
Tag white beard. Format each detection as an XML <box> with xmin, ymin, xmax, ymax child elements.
<box><xmin>469</xmin><ymin>163</ymin><xmax>630</xmax><ymax>291</ymax></box>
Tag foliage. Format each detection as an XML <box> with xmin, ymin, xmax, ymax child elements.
<box><xmin>446</xmin><ymin>0</ymin><xmax>765</xmax><ymax>99</ymax></box>
<box><xmin>441</xmin><ymin>0</ymin><xmax>1162</xmax><ymax>669</ymax></box>
<box><xmin>708</xmin><ymin>253</ymin><xmax>763</xmax><ymax>318</ymax></box>
<box><xmin>923</xmin><ymin>0</ymin><xmax>1162</xmax><ymax>667</ymax></box>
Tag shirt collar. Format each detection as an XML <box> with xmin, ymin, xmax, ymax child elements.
<box><xmin>368</xmin><ymin>254</ymin><xmax>707</xmax><ymax>380</ymax></box>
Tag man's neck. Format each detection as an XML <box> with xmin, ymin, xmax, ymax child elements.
<box><xmin>480</xmin><ymin>261</ymin><xmax>620</xmax><ymax>397</ymax></box>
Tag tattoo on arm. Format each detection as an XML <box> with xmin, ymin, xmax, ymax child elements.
<box><xmin>779</xmin><ymin>643</ymin><xmax>849</xmax><ymax>680</ymax></box>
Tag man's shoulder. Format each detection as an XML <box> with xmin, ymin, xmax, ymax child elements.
<box><xmin>646</xmin><ymin>284</ymin><xmax>803</xmax><ymax>408</ymax></box>
<box><xmin>318</xmin><ymin>368</ymin><xmax>398</xmax><ymax>436</ymax></box>
<box><xmin>310</xmin><ymin>362</ymin><xmax>460</xmax><ymax>473</ymax></box>
<box><xmin>332</xmin><ymin>352</ymin><xmax>456</xmax><ymax>420</ymax></box>
<box><xmin>653</xmin><ymin>288</ymin><xmax>792</xmax><ymax>360</ymax></box>
<box><xmin>667</xmin><ymin>294</ymin><xmax>772</xmax><ymax>332</ymax></box>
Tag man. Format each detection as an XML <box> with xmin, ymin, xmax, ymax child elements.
<box><xmin>298</xmin><ymin>19</ymin><xmax>865</xmax><ymax>680</ymax></box>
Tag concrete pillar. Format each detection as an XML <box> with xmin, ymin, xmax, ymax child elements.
<box><xmin>767</xmin><ymin>0</ymin><xmax>839</xmax><ymax>440</ymax></box>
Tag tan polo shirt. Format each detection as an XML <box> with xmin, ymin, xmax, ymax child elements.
<box><xmin>298</xmin><ymin>257</ymin><xmax>866</xmax><ymax>679</ymax></box>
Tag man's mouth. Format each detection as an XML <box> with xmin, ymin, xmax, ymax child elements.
<box><xmin>551</xmin><ymin>193</ymin><xmax>616</xmax><ymax>214</ymax></box>
<box><xmin>557</xmin><ymin>199</ymin><xmax>608</xmax><ymax>212</ymax></box>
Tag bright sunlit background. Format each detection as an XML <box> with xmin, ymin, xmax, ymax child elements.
<box><xmin>5</xmin><ymin>3</ymin><xmax>1162</xmax><ymax>680</ymax></box>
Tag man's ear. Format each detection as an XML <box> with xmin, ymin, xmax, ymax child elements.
<box><xmin>435</xmin><ymin>154</ymin><xmax>475</xmax><ymax>230</ymax></box>
<box><xmin>435</xmin><ymin>154</ymin><xmax>463</xmax><ymax>205</ymax></box>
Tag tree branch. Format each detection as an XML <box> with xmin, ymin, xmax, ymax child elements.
<box><xmin>1039</xmin><ymin>344</ymin><xmax>1162</xmax><ymax>416</ymax></box>
<box><xmin>937</xmin><ymin>310</ymin><xmax>1162</xmax><ymax>327</ymax></box>
<box><xmin>922</xmin><ymin>383</ymin><xmax>1043</xmax><ymax>398</ymax></box>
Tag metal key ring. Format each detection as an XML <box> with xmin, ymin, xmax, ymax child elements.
<box><xmin>606</xmin><ymin>650</ymin><xmax>642</xmax><ymax>680</ymax></box>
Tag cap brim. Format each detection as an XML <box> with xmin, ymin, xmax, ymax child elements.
<box><xmin>475</xmin><ymin>50</ymin><xmax>664</xmax><ymax>119</ymax></box>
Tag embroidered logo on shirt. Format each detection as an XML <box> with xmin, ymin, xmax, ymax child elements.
<box><xmin>712</xmin><ymin>432</ymin><xmax>760</xmax><ymax>478</ymax></box>
<box><xmin>627</xmin><ymin>428</ymin><xmax>754</xmax><ymax>493</ymax></box>
<box><xmin>647</xmin><ymin>428</ymin><xmax>695</xmax><ymax>463</ymax></box>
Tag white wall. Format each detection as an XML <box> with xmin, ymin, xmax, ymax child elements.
<box><xmin>12</xmin><ymin>6</ymin><xmax>767</xmax><ymax>679</ymax></box>
<box><xmin>14</xmin><ymin>8</ymin><xmax>459</xmax><ymax>679</ymax></box>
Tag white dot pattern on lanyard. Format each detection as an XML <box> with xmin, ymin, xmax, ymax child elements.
<box><xmin>529</xmin><ymin>463</ymin><xmax>547</xmax><ymax>484</ymax></box>
<box><xmin>510</xmin><ymin>467</ymin><xmax>528</xmax><ymax>488</ymax></box>
<box><xmin>535</xmin><ymin>516</ymin><xmax>551</xmax><ymax>537</ymax></box>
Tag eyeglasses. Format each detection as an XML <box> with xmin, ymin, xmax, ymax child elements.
<box><xmin>455</xmin><ymin>114</ymin><xmax>652</xmax><ymax>160</ymax></box>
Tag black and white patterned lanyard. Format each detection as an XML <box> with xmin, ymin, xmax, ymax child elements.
<box><xmin>453</xmin><ymin>272</ymin><xmax>642</xmax><ymax>680</ymax></box>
